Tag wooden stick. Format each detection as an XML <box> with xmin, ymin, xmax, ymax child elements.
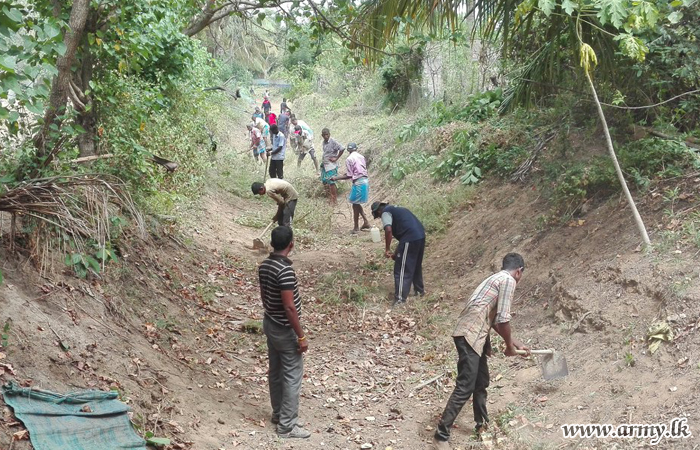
<box><xmin>70</xmin><ymin>154</ymin><xmax>114</xmax><ymax>163</ymax></box>
<box><xmin>411</xmin><ymin>373</ymin><xmax>444</xmax><ymax>392</ymax></box>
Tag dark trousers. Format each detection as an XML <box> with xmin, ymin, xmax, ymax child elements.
<box><xmin>435</xmin><ymin>337</ymin><xmax>489</xmax><ymax>441</ymax></box>
<box><xmin>269</xmin><ymin>159</ymin><xmax>284</xmax><ymax>179</ymax></box>
<box><xmin>276</xmin><ymin>199</ymin><xmax>297</xmax><ymax>227</ymax></box>
<box><xmin>393</xmin><ymin>238</ymin><xmax>425</xmax><ymax>302</ymax></box>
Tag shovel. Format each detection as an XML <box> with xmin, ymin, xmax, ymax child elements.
<box><xmin>516</xmin><ymin>349</ymin><xmax>569</xmax><ymax>380</ymax></box>
<box><xmin>252</xmin><ymin>221</ymin><xmax>275</xmax><ymax>250</ymax></box>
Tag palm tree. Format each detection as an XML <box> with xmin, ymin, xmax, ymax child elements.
<box><xmin>347</xmin><ymin>0</ymin><xmax>622</xmax><ymax>109</ymax></box>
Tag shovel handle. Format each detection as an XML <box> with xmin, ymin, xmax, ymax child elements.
<box><xmin>515</xmin><ymin>349</ymin><xmax>555</xmax><ymax>355</ymax></box>
<box><xmin>257</xmin><ymin>221</ymin><xmax>275</xmax><ymax>239</ymax></box>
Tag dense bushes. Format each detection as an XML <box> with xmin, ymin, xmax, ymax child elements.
<box><xmin>398</xmin><ymin>89</ymin><xmax>503</xmax><ymax>143</ymax></box>
<box><xmin>432</xmin><ymin>128</ymin><xmax>528</xmax><ymax>185</ymax></box>
<box><xmin>77</xmin><ymin>46</ymin><xmax>225</xmax><ymax>210</ymax></box>
<box><xmin>547</xmin><ymin>138</ymin><xmax>700</xmax><ymax>215</ymax></box>
<box><xmin>380</xmin><ymin>47</ymin><xmax>423</xmax><ymax>108</ymax></box>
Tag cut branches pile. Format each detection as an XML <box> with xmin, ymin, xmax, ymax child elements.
<box><xmin>0</xmin><ymin>175</ymin><xmax>144</xmax><ymax>256</ymax></box>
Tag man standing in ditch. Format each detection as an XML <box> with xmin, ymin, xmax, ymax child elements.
<box><xmin>320</xmin><ymin>128</ymin><xmax>344</xmax><ymax>205</ymax></box>
<box><xmin>278</xmin><ymin>109</ymin><xmax>291</xmax><ymax>141</ymax></box>
<box><xmin>432</xmin><ymin>253</ymin><xmax>530</xmax><ymax>449</ymax></box>
<box><xmin>252</xmin><ymin>115</ymin><xmax>271</xmax><ymax>153</ymax></box>
<box><xmin>251</xmin><ymin>179</ymin><xmax>298</xmax><ymax>227</ymax></box>
<box><xmin>268</xmin><ymin>124</ymin><xmax>286</xmax><ymax>179</ymax></box>
<box><xmin>371</xmin><ymin>202</ymin><xmax>425</xmax><ymax>305</ymax></box>
<box><xmin>258</xmin><ymin>226</ymin><xmax>310</xmax><ymax>439</ymax></box>
<box><xmin>331</xmin><ymin>143</ymin><xmax>371</xmax><ymax>234</ymax></box>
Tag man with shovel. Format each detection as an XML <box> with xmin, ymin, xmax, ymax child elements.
<box><xmin>433</xmin><ymin>253</ymin><xmax>530</xmax><ymax>449</ymax></box>
<box><xmin>251</xmin><ymin>179</ymin><xmax>298</xmax><ymax>227</ymax></box>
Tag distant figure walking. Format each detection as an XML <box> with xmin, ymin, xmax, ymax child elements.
<box><xmin>252</xmin><ymin>116</ymin><xmax>272</xmax><ymax>152</ymax></box>
<box><xmin>278</xmin><ymin>109</ymin><xmax>291</xmax><ymax>138</ymax></box>
<box><xmin>247</xmin><ymin>122</ymin><xmax>267</xmax><ymax>164</ymax></box>
<box><xmin>262</xmin><ymin>95</ymin><xmax>272</xmax><ymax>117</ymax></box>
<box><xmin>290</xmin><ymin>116</ymin><xmax>319</xmax><ymax>172</ymax></box>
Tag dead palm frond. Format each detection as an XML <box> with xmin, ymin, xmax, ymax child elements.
<box><xmin>0</xmin><ymin>175</ymin><xmax>144</xmax><ymax>259</ymax></box>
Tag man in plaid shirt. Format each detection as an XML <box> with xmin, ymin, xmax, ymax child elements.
<box><xmin>433</xmin><ymin>253</ymin><xmax>530</xmax><ymax>448</ymax></box>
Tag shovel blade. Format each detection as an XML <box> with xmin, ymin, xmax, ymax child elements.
<box><xmin>539</xmin><ymin>352</ymin><xmax>569</xmax><ymax>380</ymax></box>
<box><xmin>252</xmin><ymin>238</ymin><xmax>266</xmax><ymax>249</ymax></box>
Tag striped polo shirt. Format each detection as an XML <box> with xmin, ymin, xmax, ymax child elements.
<box><xmin>258</xmin><ymin>253</ymin><xmax>302</xmax><ymax>327</ymax></box>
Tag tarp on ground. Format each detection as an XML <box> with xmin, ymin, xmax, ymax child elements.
<box><xmin>2</xmin><ymin>381</ymin><xmax>146</xmax><ymax>450</ymax></box>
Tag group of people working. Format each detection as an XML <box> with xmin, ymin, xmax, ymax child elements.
<box><xmin>247</xmin><ymin>104</ymin><xmax>319</xmax><ymax>178</ymax></box>
<box><xmin>245</xmin><ymin>95</ymin><xmax>530</xmax><ymax>448</ymax></box>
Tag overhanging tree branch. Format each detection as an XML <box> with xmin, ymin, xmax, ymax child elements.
<box><xmin>183</xmin><ymin>0</ymin><xmax>294</xmax><ymax>36</ymax></box>
<box><xmin>305</xmin><ymin>0</ymin><xmax>397</xmax><ymax>57</ymax></box>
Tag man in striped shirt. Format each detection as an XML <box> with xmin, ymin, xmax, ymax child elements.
<box><xmin>433</xmin><ymin>253</ymin><xmax>530</xmax><ymax>448</ymax></box>
<box><xmin>258</xmin><ymin>226</ymin><xmax>310</xmax><ymax>439</ymax></box>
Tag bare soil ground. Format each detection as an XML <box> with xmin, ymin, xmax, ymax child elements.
<box><xmin>1</xmin><ymin>98</ymin><xmax>699</xmax><ymax>450</ymax></box>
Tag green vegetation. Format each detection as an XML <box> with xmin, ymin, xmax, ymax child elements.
<box><xmin>318</xmin><ymin>270</ymin><xmax>376</xmax><ymax>305</ymax></box>
<box><xmin>241</xmin><ymin>320</ymin><xmax>263</xmax><ymax>335</ymax></box>
<box><xmin>1</xmin><ymin>0</ymin><xmax>699</xmax><ymax>278</ymax></box>
<box><xmin>380</xmin><ymin>46</ymin><xmax>424</xmax><ymax>108</ymax></box>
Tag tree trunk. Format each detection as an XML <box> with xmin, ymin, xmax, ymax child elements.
<box><xmin>183</xmin><ymin>0</ymin><xmax>216</xmax><ymax>37</ymax></box>
<box><xmin>32</xmin><ymin>0</ymin><xmax>90</xmax><ymax>161</ymax></box>
<box><xmin>584</xmin><ymin>70</ymin><xmax>652</xmax><ymax>248</ymax></box>
<box><xmin>76</xmin><ymin>23</ymin><xmax>97</xmax><ymax>157</ymax></box>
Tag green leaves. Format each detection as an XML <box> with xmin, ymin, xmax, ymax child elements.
<box><xmin>144</xmin><ymin>431</ymin><xmax>170</xmax><ymax>447</ymax></box>
<box><xmin>64</xmin><ymin>244</ymin><xmax>119</xmax><ymax>279</ymax></box>
<box><xmin>614</xmin><ymin>33</ymin><xmax>649</xmax><ymax>62</ymax></box>
<box><xmin>667</xmin><ymin>11</ymin><xmax>683</xmax><ymax>23</ymax></box>
<box><xmin>0</xmin><ymin>2</ymin><xmax>67</xmax><ymax>138</ymax></box>
<box><xmin>0</xmin><ymin>54</ymin><xmax>16</xmax><ymax>72</ymax></box>
<box><xmin>538</xmin><ymin>0</ymin><xmax>556</xmax><ymax>16</ymax></box>
<box><xmin>0</xmin><ymin>6</ymin><xmax>23</xmax><ymax>32</ymax></box>
<box><xmin>596</xmin><ymin>0</ymin><xmax>629</xmax><ymax>28</ymax></box>
<box><xmin>561</xmin><ymin>0</ymin><xmax>577</xmax><ymax>15</ymax></box>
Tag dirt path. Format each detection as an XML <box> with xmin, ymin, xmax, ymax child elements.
<box><xmin>181</xmin><ymin>97</ymin><xmax>700</xmax><ymax>450</ymax></box>
<box><xmin>165</xmin><ymin>102</ymin><xmax>473</xmax><ymax>449</ymax></box>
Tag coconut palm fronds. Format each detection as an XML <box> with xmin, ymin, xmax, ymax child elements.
<box><xmin>0</xmin><ymin>175</ymin><xmax>144</xmax><ymax>254</ymax></box>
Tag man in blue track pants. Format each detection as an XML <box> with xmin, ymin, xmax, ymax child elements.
<box><xmin>371</xmin><ymin>202</ymin><xmax>426</xmax><ymax>306</ymax></box>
